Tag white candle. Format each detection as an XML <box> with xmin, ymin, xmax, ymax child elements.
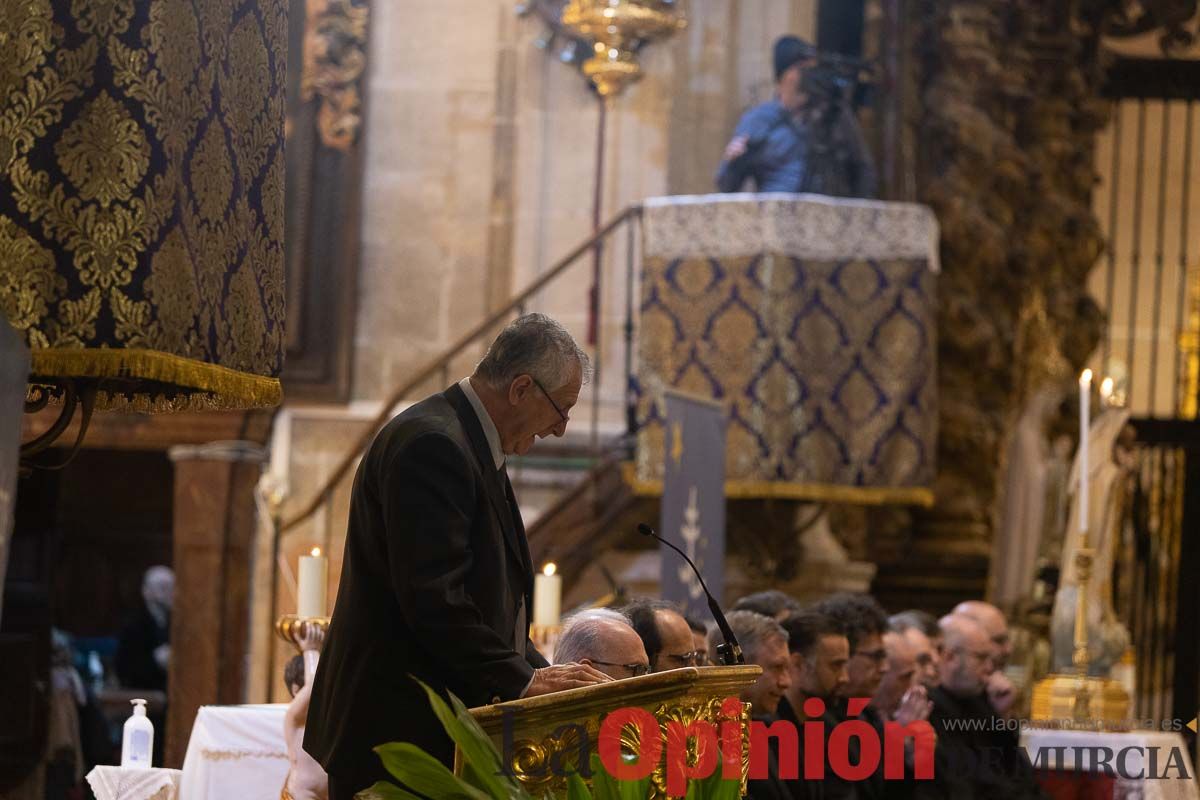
<box><xmin>1079</xmin><ymin>369</ymin><xmax>1092</xmax><ymax>532</ymax></box>
<box><xmin>297</xmin><ymin>546</ymin><xmax>327</xmax><ymax>618</ymax></box>
<box><xmin>533</xmin><ymin>562</ymin><xmax>562</xmax><ymax>627</ymax></box>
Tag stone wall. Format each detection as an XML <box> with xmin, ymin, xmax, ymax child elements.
<box><xmin>251</xmin><ymin>0</ymin><xmax>819</xmax><ymax>701</ymax></box>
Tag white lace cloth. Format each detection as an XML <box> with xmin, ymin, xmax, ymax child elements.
<box><xmin>642</xmin><ymin>193</ymin><xmax>941</xmax><ymax>270</ymax></box>
<box><xmin>85</xmin><ymin>766</ymin><xmax>182</xmax><ymax>800</ymax></box>
<box><xmin>1020</xmin><ymin>728</ymin><xmax>1199</xmax><ymax>800</ymax></box>
<box><xmin>180</xmin><ymin>704</ymin><xmax>289</xmax><ymax>800</ymax></box>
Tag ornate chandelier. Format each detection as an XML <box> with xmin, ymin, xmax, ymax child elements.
<box><xmin>521</xmin><ymin>0</ymin><xmax>686</xmax><ymax>98</ymax></box>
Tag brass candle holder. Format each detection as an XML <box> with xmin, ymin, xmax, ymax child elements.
<box><xmin>1031</xmin><ymin>527</ymin><xmax>1130</xmax><ymax>727</ymax></box>
<box><xmin>275</xmin><ymin>614</ymin><xmax>331</xmax><ymax>654</ymax></box>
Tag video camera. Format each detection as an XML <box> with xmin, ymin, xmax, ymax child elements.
<box><xmin>800</xmin><ymin>51</ymin><xmax>873</xmax><ymax>111</ymax></box>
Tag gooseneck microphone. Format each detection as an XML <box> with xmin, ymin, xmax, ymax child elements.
<box><xmin>637</xmin><ymin>523</ymin><xmax>744</xmax><ymax>666</ymax></box>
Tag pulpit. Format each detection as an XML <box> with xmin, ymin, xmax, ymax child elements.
<box><xmin>632</xmin><ymin>193</ymin><xmax>940</xmax><ymax>507</ymax></box>
<box><xmin>465</xmin><ymin>665</ymin><xmax>761</xmax><ymax>798</ymax></box>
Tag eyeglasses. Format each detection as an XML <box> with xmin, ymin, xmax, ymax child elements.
<box><xmin>531</xmin><ymin>376</ymin><xmax>568</xmax><ymax>424</ymax></box>
<box><xmin>661</xmin><ymin>650</ymin><xmax>703</xmax><ymax>668</ymax></box>
<box><xmin>590</xmin><ymin>660</ymin><xmax>650</xmax><ymax>677</ymax></box>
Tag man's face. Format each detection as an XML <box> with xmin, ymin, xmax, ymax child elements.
<box><xmin>502</xmin><ymin>367</ymin><xmax>582</xmax><ymax>456</ymax></box>
<box><xmin>743</xmin><ymin>635</ymin><xmax>792</xmax><ymax>715</ymax></box>
<box><xmin>973</xmin><ymin>607</ymin><xmax>1012</xmax><ymax>669</ymax></box>
<box><xmin>144</xmin><ymin>569</ymin><xmax>175</xmax><ymax>610</ymax></box>
<box><xmin>942</xmin><ymin>627</ymin><xmax>995</xmax><ymax>696</ymax></box>
<box><xmin>872</xmin><ymin>633</ymin><xmax>917</xmax><ymax>718</ymax></box>
<box><xmin>778</xmin><ymin>58</ymin><xmax>818</xmax><ymax>109</ymax></box>
<box><xmin>845</xmin><ymin>632</ymin><xmax>886</xmax><ymax>699</ymax></box>
<box><xmin>792</xmin><ymin>633</ymin><xmax>849</xmax><ymax>699</ymax></box>
<box><xmin>582</xmin><ymin>623</ymin><xmax>650</xmax><ymax>680</ymax></box>
<box><xmin>652</xmin><ymin>609</ymin><xmax>700</xmax><ymax>672</ymax></box>
<box><xmin>903</xmin><ymin>628</ymin><xmax>940</xmax><ymax>689</ymax></box>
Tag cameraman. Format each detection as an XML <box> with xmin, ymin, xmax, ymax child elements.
<box><xmin>715</xmin><ymin>35</ymin><xmax>877</xmax><ymax>199</ymax></box>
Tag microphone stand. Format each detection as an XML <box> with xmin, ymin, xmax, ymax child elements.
<box><xmin>638</xmin><ymin>523</ymin><xmax>744</xmax><ymax>665</ymax></box>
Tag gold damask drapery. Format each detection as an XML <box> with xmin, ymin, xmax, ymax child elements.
<box><xmin>0</xmin><ymin>0</ymin><xmax>286</xmax><ymax>412</ymax></box>
<box><xmin>633</xmin><ymin>194</ymin><xmax>939</xmax><ymax>506</ymax></box>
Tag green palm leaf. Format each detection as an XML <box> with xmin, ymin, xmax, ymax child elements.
<box><xmin>414</xmin><ymin>679</ymin><xmax>527</xmax><ymax>798</ymax></box>
<box><xmin>373</xmin><ymin>741</ymin><xmax>491</xmax><ymax>800</ymax></box>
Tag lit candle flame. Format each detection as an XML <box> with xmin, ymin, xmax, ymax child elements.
<box><xmin>543</xmin><ymin>562</ymin><xmax>557</xmax><ymax>577</ymax></box>
<box><xmin>1080</xmin><ymin>368</ymin><xmax>1093</xmax><ymax>386</ymax></box>
<box><xmin>311</xmin><ymin>546</ymin><xmax>322</xmax><ymax>557</ymax></box>
<box><xmin>1100</xmin><ymin>377</ymin><xmax>1114</xmax><ymax>402</ymax></box>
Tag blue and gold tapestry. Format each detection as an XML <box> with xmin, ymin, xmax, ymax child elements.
<box><xmin>0</xmin><ymin>0</ymin><xmax>286</xmax><ymax>411</ymax></box>
<box><xmin>633</xmin><ymin>194</ymin><xmax>939</xmax><ymax>506</ymax></box>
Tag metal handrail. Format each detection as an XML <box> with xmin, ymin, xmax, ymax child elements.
<box><xmin>278</xmin><ymin>204</ymin><xmax>643</xmax><ymax>534</ymax></box>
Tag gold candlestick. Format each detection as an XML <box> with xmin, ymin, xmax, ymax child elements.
<box><xmin>1031</xmin><ymin>527</ymin><xmax>1129</xmax><ymax>726</ymax></box>
<box><xmin>275</xmin><ymin>614</ymin><xmax>331</xmax><ymax>654</ymax></box>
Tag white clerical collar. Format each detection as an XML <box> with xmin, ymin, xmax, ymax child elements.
<box><xmin>458</xmin><ymin>377</ymin><xmax>505</xmax><ymax>470</ymax></box>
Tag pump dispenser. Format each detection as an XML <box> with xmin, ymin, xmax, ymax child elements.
<box><xmin>121</xmin><ymin>698</ymin><xmax>154</xmax><ymax>767</ymax></box>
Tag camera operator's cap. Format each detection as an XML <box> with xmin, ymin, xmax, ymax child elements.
<box><xmin>774</xmin><ymin>35</ymin><xmax>817</xmax><ymax>80</ymax></box>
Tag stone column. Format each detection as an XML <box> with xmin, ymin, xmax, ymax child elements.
<box><xmin>164</xmin><ymin>442</ymin><xmax>267</xmax><ymax>768</ymax></box>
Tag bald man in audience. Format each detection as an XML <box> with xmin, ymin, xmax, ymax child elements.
<box><xmin>953</xmin><ymin>601</ymin><xmax>1016</xmax><ymax>718</ymax></box>
<box><xmin>553</xmin><ymin>609</ymin><xmax>650</xmax><ymax>680</ymax></box>
<box><xmin>929</xmin><ymin>615</ymin><xmax>1046</xmax><ymax>800</ymax></box>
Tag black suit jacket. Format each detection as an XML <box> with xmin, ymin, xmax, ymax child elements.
<box><xmin>304</xmin><ymin>384</ymin><xmax>549</xmax><ymax>781</ymax></box>
<box><xmin>927</xmin><ymin>687</ymin><xmax>1046</xmax><ymax>800</ymax></box>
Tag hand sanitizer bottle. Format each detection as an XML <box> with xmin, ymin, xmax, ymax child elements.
<box><xmin>121</xmin><ymin>698</ymin><xmax>154</xmax><ymax>768</ymax></box>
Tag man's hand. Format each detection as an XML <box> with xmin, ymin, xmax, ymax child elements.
<box><xmin>525</xmin><ymin>663</ymin><xmax>612</xmax><ymax>698</ymax></box>
<box><xmin>894</xmin><ymin>684</ymin><xmax>933</xmax><ymax>726</ymax></box>
<box><xmin>723</xmin><ymin>135</ymin><xmax>750</xmax><ymax>161</ymax></box>
<box><xmin>297</xmin><ymin>621</ymin><xmax>325</xmax><ymax>653</ymax></box>
<box><xmin>986</xmin><ymin>671</ymin><xmax>1016</xmax><ymax>717</ymax></box>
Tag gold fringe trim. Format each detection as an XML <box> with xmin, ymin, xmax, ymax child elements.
<box><xmin>621</xmin><ymin>462</ymin><xmax>935</xmax><ymax>507</ymax></box>
<box><xmin>30</xmin><ymin>348</ymin><xmax>282</xmax><ymax>413</ymax></box>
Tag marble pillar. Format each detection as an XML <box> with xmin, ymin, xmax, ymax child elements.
<box><xmin>164</xmin><ymin>442</ymin><xmax>267</xmax><ymax>768</ymax></box>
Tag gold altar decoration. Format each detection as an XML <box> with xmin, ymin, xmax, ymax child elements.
<box><xmin>301</xmin><ymin>0</ymin><xmax>369</xmax><ymax>151</ymax></box>
<box><xmin>560</xmin><ymin>0</ymin><xmax>686</xmax><ymax>97</ymax></box>
<box><xmin>275</xmin><ymin>614</ymin><xmax>331</xmax><ymax>654</ymax></box>
<box><xmin>1031</xmin><ymin>526</ymin><xmax>1130</xmax><ymax>726</ymax></box>
<box><xmin>466</xmin><ymin>665</ymin><xmax>760</xmax><ymax>799</ymax></box>
<box><xmin>1</xmin><ymin>0</ymin><xmax>286</xmax><ymax>415</ymax></box>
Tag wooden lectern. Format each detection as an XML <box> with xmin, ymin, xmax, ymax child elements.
<box><xmin>462</xmin><ymin>665</ymin><xmax>761</xmax><ymax>798</ymax></box>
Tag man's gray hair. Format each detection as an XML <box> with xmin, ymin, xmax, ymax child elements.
<box><xmin>474</xmin><ymin>313</ymin><xmax>591</xmax><ymax>391</ymax></box>
<box><xmin>554</xmin><ymin>608</ymin><xmax>632</xmax><ymax>665</ymax></box>
<box><xmin>709</xmin><ymin>610</ymin><xmax>788</xmax><ymax>663</ymax></box>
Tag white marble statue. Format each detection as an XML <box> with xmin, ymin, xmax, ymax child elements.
<box><xmin>991</xmin><ymin>385</ymin><xmax>1063</xmax><ymax>611</ymax></box>
<box><xmin>1050</xmin><ymin>408</ymin><xmax>1134</xmax><ymax>676</ymax></box>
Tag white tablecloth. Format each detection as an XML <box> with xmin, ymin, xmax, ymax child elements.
<box><xmin>180</xmin><ymin>704</ymin><xmax>289</xmax><ymax>800</ymax></box>
<box><xmin>1021</xmin><ymin>728</ymin><xmax>1199</xmax><ymax>800</ymax></box>
<box><xmin>86</xmin><ymin>766</ymin><xmax>182</xmax><ymax>800</ymax></box>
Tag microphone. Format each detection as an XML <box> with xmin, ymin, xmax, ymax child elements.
<box><xmin>637</xmin><ymin>523</ymin><xmax>744</xmax><ymax>666</ymax></box>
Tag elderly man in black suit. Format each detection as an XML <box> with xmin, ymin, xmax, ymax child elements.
<box><xmin>305</xmin><ymin>313</ymin><xmax>612</xmax><ymax>800</ymax></box>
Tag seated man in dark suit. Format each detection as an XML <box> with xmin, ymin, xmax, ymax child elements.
<box><xmin>928</xmin><ymin>615</ymin><xmax>1047</xmax><ymax>800</ymax></box>
<box><xmin>304</xmin><ymin>314</ymin><xmax>611</xmax><ymax>800</ymax></box>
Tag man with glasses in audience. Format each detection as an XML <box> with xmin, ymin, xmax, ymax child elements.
<box><xmin>622</xmin><ymin>598</ymin><xmax>704</xmax><ymax>672</ymax></box>
<box><xmin>553</xmin><ymin>609</ymin><xmax>650</xmax><ymax>680</ymax></box>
